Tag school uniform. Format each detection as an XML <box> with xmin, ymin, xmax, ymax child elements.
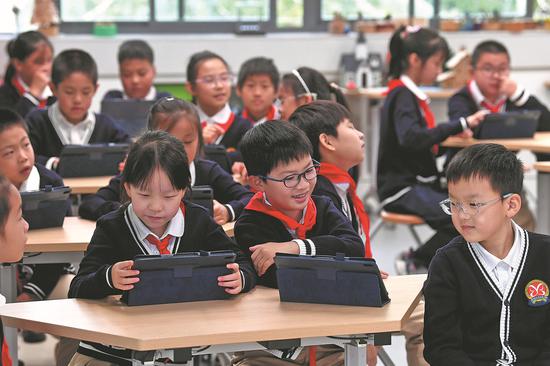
<box><xmin>69</xmin><ymin>201</ymin><xmax>255</xmax><ymax>365</ymax></box>
<box><xmin>0</xmin><ymin>294</ymin><xmax>12</xmax><ymax>366</ymax></box>
<box><xmin>235</xmin><ymin>193</ymin><xmax>364</xmax><ymax>289</ymax></box>
<box><xmin>0</xmin><ymin>76</ymin><xmax>54</xmax><ymax>118</ymax></box>
<box><xmin>18</xmin><ymin>163</ymin><xmax>74</xmax><ymax>301</ymax></box>
<box><xmin>377</xmin><ymin>75</ymin><xmax>466</xmax><ymax>265</ymax></box>
<box><xmin>448</xmin><ymin>80</ymin><xmax>550</xmax><ymax>161</ymax></box>
<box><xmin>198</xmin><ymin>104</ymin><xmax>252</xmax><ymax>162</ymax></box>
<box><xmin>78</xmin><ymin>159</ymin><xmax>253</xmax><ymax>221</ymax></box>
<box><xmin>424</xmin><ymin>222</ymin><xmax>550</xmax><ymax>365</ymax></box>
<box><xmin>314</xmin><ymin>164</ymin><xmax>372</xmax><ymax>258</ymax></box>
<box><xmin>102</xmin><ymin>86</ymin><xmax>171</xmax><ymax>101</ymax></box>
<box><xmin>238</xmin><ymin>104</ymin><xmax>280</xmax><ymax>125</ymax></box>
<box><xmin>26</xmin><ymin>102</ymin><xmax>131</xmax><ymax>168</ymax></box>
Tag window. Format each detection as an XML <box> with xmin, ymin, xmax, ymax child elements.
<box><xmin>0</xmin><ymin>0</ymin><xmax>37</xmax><ymax>34</ymax></box>
<box><xmin>277</xmin><ymin>0</ymin><xmax>304</xmax><ymax>27</ymax></box>
<box><xmin>184</xmin><ymin>1</ymin><xmax>269</xmax><ymax>22</ymax></box>
<box><xmin>440</xmin><ymin>0</ymin><xmax>527</xmax><ymax>17</ymax></box>
<box><xmin>321</xmin><ymin>0</ymin><xmax>410</xmax><ymax>20</ymax></box>
<box><xmin>60</xmin><ymin>0</ymin><xmax>149</xmax><ymax>22</ymax></box>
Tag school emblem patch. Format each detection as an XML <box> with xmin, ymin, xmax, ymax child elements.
<box><xmin>525</xmin><ymin>279</ymin><xmax>549</xmax><ymax>307</ymax></box>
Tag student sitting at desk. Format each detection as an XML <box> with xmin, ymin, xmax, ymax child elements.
<box><xmin>102</xmin><ymin>39</ymin><xmax>171</xmax><ymax>101</ymax></box>
<box><xmin>0</xmin><ymin>31</ymin><xmax>54</xmax><ymax>118</ymax></box>
<box><xmin>68</xmin><ymin>131</ymin><xmax>256</xmax><ymax>366</ymax></box>
<box><xmin>377</xmin><ymin>26</ymin><xmax>486</xmax><ymax>274</ymax></box>
<box><xmin>233</xmin><ymin>121</ymin><xmax>365</xmax><ymax>366</ymax></box>
<box><xmin>423</xmin><ymin>143</ymin><xmax>550</xmax><ymax>365</ymax></box>
<box><xmin>236</xmin><ymin>57</ymin><xmax>280</xmax><ymax>125</ymax></box>
<box><xmin>0</xmin><ymin>108</ymin><xmax>74</xmax><ymax>345</ymax></box>
<box><xmin>186</xmin><ymin>50</ymin><xmax>252</xmax><ymax>163</ymax></box>
<box><xmin>25</xmin><ymin>49</ymin><xmax>130</xmax><ymax>171</ymax></box>
<box><xmin>0</xmin><ymin>174</ymin><xmax>30</xmax><ymax>366</ymax></box>
<box><xmin>79</xmin><ymin>97</ymin><xmax>253</xmax><ymax>224</ymax></box>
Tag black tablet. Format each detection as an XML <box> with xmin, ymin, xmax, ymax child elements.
<box><xmin>21</xmin><ymin>186</ymin><xmax>71</xmax><ymax>229</ymax></box>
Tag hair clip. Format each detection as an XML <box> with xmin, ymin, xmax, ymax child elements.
<box><xmin>292</xmin><ymin>69</ymin><xmax>317</xmax><ymax>101</ymax></box>
<box><xmin>401</xmin><ymin>25</ymin><xmax>421</xmax><ymax>38</ymax></box>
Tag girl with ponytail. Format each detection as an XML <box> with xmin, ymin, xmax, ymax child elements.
<box><xmin>0</xmin><ymin>31</ymin><xmax>54</xmax><ymax>117</ymax></box>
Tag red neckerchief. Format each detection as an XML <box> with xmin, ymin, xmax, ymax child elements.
<box><xmin>319</xmin><ymin>163</ymin><xmax>372</xmax><ymax>258</ymax></box>
<box><xmin>2</xmin><ymin>339</ymin><xmax>11</xmax><ymax>366</ymax></box>
<box><xmin>11</xmin><ymin>77</ymin><xmax>48</xmax><ymax>108</ymax></box>
<box><xmin>245</xmin><ymin>191</ymin><xmax>316</xmax><ymax>239</ymax></box>
<box><xmin>385</xmin><ymin>78</ymin><xmax>438</xmax><ymax>154</ymax></box>
<box><xmin>143</xmin><ymin>202</ymin><xmax>185</xmax><ymax>254</ymax></box>
<box><xmin>201</xmin><ymin>111</ymin><xmax>236</xmax><ymax>133</ymax></box>
<box><xmin>242</xmin><ymin>105</ymin><xmax>277</xmax><ymax>124</ymax></box>
<box><xmin>468</xmin><ymin>80</ymin><xmax>506</xmax><ymax>113</ymax></box>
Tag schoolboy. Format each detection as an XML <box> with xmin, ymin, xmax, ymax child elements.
<box><xmin>26</xmin><ymin>49</ymin><xmax>130</xmax><ymax>170</ymax></box>
<box><xmin>103</xmin><ymin>40</ymin><xmax>171</xmax><ymax>101</ymax></box>
<box><xmin>423</xmin><ymin>143</ymin><xmax>550</xmax><ymax>364</ymax></box>
<box><xmin>0</xmin><ymin>108</ymin><xmax>74</xmax><ymax>345</ymax></box>
<box><xmin>290</xmin><ymin>101</ymin><xmax>428</xmax><ymax>366</ymax></box>
<box><xmin>233</xmin><ymin>121</ymin><xmax>364</xmax><ymax>366</ymax></box>
<box><xmin>236</xmin><ymin>57</ymin><xmax>280</xmax><ymax>125</ymax></box>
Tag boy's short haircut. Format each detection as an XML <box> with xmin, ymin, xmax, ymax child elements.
<box><xmin>52</xmin><ymin>49</ymin><xmax>98</xmax><ymax>86</ymax></box>
<box><xmin>118</xmin><ymin>40</ymin><xmax>154</xmax><ymax>64</ymax></box>
<box><xmin>0</xmin><ymin>108</ymin><xmax>27</xmax><ymax>134</ymax></box>
<box><xmin>239</xmin><ymin>120</ymin><xmax>313</xmax><ymax>177</ymax></box>
<box><xmin>289</xmin><ymin>100</ymin><xmax>351</xmax><ymax>162</ymax></box>
<box><xmin>471</xmin><ymin>40</ymin><xmax>510</xmax><ymax>67</ymax></box>
<box><xmin>0</xmin><ymin>174</ymin><xmax>12</xmax><ymax>235</ymax></box>
<box><xmin>446</xmin><ymin>143</ymin><xmax>523</xmax><ymax>195</ymax></box>
<box><xmin>237</xmin><ymin>57</ymin><xmax>279</xmax><ymax>90</ymax></box>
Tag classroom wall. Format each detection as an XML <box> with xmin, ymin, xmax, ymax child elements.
<box><xmin>1</xmin><ymin>30</ymin><xmax>549</xmax><ymax>113</ymax></box>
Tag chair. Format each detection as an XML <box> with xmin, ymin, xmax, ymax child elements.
<box><xmin>370</xmin><ymin>210</ymin><xmax>425</xmax><ymax>247</ymax></box>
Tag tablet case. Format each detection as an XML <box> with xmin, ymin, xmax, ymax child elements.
<box><xmin>122</xmin><ymin>250</ymin><xmax>237</xmax><ymax>306</ymax></box>
<box><xmin>21</xmin><ymin>186</ymin><xmax>71</xmax><ymax>230</ymax></box>
<box><xmin>477</xmin><ymin>111</ymin><xmax>540</xmax><ymax>139</ymax></box>
<box><xmin>100</xmin><ymin>99</ymin><xmax>155</xmax><ymax>138</ymax></box>
<box><xmin>187</xmin><ymin>185</ymin><xmax>214</xmax><ymax>216</ymax></box>
<box><xmin>275</xmin><ymin>253</ymin><xmax>390</xmax><ymax>307</ymax></box>
<box><xmin>58</xmin><ymin>143</ymin><xmax>129</xmax><ymax>178</ymax></box>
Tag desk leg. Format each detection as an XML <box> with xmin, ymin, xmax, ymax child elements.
<box><xmin>0</xmin><ymin>264</ymin><xmax>18</xmax><ymax>364</ymax></box>
<box><xmin>344</xmin><ymin>340</ymin><xmax>367</xmax><ymax>366</ymax></box>
<box><xmin>537</xmin><ymin>171</ymin><xmax>550</xmax><ymax>235</ymax></box>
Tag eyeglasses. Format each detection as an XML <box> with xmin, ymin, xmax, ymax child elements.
<box><xmin>439</xmin><ymin>193</ymin><xmax>512</xmax><ymax>216</ymax></box>
<box><xmin>260</xmin><ymin>161</ymin><xmax>320</xmax><ymax>188</ymax></box>
<box><xmin>475</xmin><ymin>66</ymin><xmax>510</xmax><ymax>77</ymax></box>
<box><xmin>195</xmin><ymin>73</ymin><xmax>234</xmax><ymax>87</ymax></box>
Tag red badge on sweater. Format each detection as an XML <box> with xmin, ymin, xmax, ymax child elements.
<box><xmin>525</xmin><ymin>279</ymin><xmax>549</xmax><ymax>307</ymax></box>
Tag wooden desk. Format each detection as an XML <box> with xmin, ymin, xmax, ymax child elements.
<box><xmin>534</xmin><ymin>162</ymin><xmax>550</xmax><ymax>235</ymax></box>
<box><xmin>0</xmin><ymin>275</ymin><xmax>425</xmax><ymax>365</ymax></box>
<box><xmin>64</xmin><ymin>176</ymin><xmax>112</xmax><ymax>195</ymax></box>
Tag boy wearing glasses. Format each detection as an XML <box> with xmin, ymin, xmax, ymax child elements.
<box><xmin>233</xmin><ymin>120</ymin><xmax>364</xmax><ymax>366</ymax></box>
<box><xmin>424</xmin><ymin>143</ymin><xmax>550</xmax><ymax>365</ymax></box>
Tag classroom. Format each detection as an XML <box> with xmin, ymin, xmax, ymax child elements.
<box><xmin>0</xmin><ymin>1</ymin><xmax>549</xmax><ymax>365</ymax></box>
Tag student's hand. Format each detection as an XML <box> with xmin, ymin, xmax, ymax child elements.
<box><xmin>367</xmin><ymin>345</ymin><xmax>379</xmax><ymax>366</ymax></box>
<box><xmin>218</xmin><ymin>263</ymin><xmax>242</xmax><ymax>294</ymax></box>
<box><xmin>16</xmin><ymin>293</ymin><xmax>38</xmax><ymax>302</ymax></box>
<box><xmin>499</xmin><ymin>76</ymin><xmax>518</xmax><ymax>98</ymax></box>
<box><xmin>466</xmin><ymin>110</ymin><xmax>489</xmax><ymax>129</ymax></box>
<box><xmin>213</xmin><ymin>200</ymin><xmax>230</xmax><ymax>225</ymax></box>
<box><xmin>202</xmin><ymin>124</ymin><xmax>225</xmax><ymax>144</ymax></box>
<box><xmin>455</xmin><ymin>129</ymin><xmax>473</xmax><ymax>139</ymax></box>
<box><xmin>29</xmin><ymin>67</ymin><xmax>51</xmax><ymax>98</ymax></box>
<box><xmin>249</xmin><ymin>241</ymin><xmax>299</xmax><ymax>276</ymax></box>
<box><xmin>380</xmin><ymin>270</ymin><xmax>389</xmax><ymax>279</ymax></box>
<box><xmin>111</xmin><ymin>260</ymin><xmax>140</xmax><ymax>291</ymax></box>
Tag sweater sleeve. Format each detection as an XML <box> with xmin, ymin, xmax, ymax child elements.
<box><xmin>448</xmin><ymin>92</ymin><xmax>476</xmax><ymax>121</ymax></box>
<box><xmin>78</xmin><ymin>175</ymin><xmax>123</xmax><ymax>221</ymax></box>
<box><xmin>208</xmin><ymin>162</ymin><xmax>253</xmax><ymax>220</ymax></box>
<box><xmin>26</xmin><ymin>111</ymin><xmax>51</xmax><ymax>166</ymax></box>
<box><xmin>68</xmin><ymin>218</ymin><xmax>122</xmax><ymax>299</ymax></box>
<box><xmin>423</xmin><ymin>250</ymin><xmax>477</xmax><ymax>366</ymax></box>
<box><xmin>392</xmin><ymin>90</ymin><xmax>464</xmax><ymax>152</ymax></box>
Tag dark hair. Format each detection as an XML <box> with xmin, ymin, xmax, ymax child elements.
<box><xmin>281</xmin><ymin>67</ymin><xmax>349</xmax><ymax>109</ymax></box>
<box><xmin>388</xmin><ymin>25</ymin><xmax>450</xmax><ymax>79</ymax></box>
<box><xmin>147</xmin><ymin>97</ymin><xmax>203</xmax><ymax>158</ymax></box>
<box><xmin>289</xmin><ymin>101</ymin><xmax>351</xmax><ymax>162</ymax></box>
<box><xmin>121</xmin><ymin>131</ymin><xmax>191</xmax><ymax>198</ymax></box>
<box><xmin>237</xmin><ymin>57</ymin><xmax>279</xmax><ymax>90</ymax></box>
<box><xmin>0</xmin><ymin>174</ymin><xmax>13</xmax><ymax>235</ymax></box>
<box><xmin>186</xmin><ymin>50</ymin><xmax>229</xmax><ymax>85</ymax></box>
<box><xmin>239</xmin><ymin>120</ymin><xmax>313</xmax><ymax>177</ymax></box>
<box><xmin>4</xmin><ymin>31</ymin><xmax>53</xmax><ymax>83</ymax></box>
<box><xmin>0</xmin><ymin>108</ymin><xmax>27</xmax><ymax>135</ymax></box>
<box><xmin>118</xmin><ymin>40</ymin><xmax>154</xmax><ymax>64</ymax></box>
<box><xmin>446</xmin><ymin>143</ymin><xmax>523</xmax><ymax>195</ymax></box>
<box><xmin>471</xmin><ymin>40</ymin><xmax>510</xmax><ymax>68</ymax></box>
<box><xmin>52</xmin><ymin>49</ymin><xmax>98</xmax><ymax>86</ymax></box>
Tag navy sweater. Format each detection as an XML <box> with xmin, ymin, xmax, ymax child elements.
<box><xmin>235</xmin><ymin>195</ymin><xmax>364</xmax><ymax>288</ymax></box>
<box><xmin>102</xmin><ymin>89</ymin><xmax>172</xmax><ymax>101</ymax></box>
<box><xmin>0</xmin><ymin>80</ymin><xmax>55</xmax><ymax>118</ymax></box>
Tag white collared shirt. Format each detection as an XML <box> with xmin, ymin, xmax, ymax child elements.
<box><xmin>47</xmin><ymin>102</ymin><xmax>96</xmax><ymax>146</ymax></box>
<box><xmin>197</xmin><ymin>104</ymin><xmax>232</xmax><ymax>145</ymax></box>
<box><xmin>123</xmin><ymin>86</ymin><xmax>157</xmax><ymax>101</ymax></box>
<box><xmin>400</xmin><ymin>75</ymin><xmax>429</xmax><ymax>102</ymax></box>
<box><xmin>19</xmin><ymin>165</ymin><xmax>40</xmax><ymax>192</ymax></box>
<box><xmin>189</xmin><ymin>161</ymin><xmax>196</xmax><ymax>186</ymax></box>
<box><xmin>470</xmin><ymin>222</ymin><xmax>522</xmax><ymax>294</ymax></box>
<box><xmin>17</xmin><ymin>76</ymin><xmax>52</xmax><ymax>105</ymax></box>
<box><xmin>127</xmin><ymin>203</ymin><xmax>185</xmax><ymax>255</ymax></box>
<box><xmin>469</xmin><ymin>80</ymin><xmax>529</xmax><ymax>109</ymax></box>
